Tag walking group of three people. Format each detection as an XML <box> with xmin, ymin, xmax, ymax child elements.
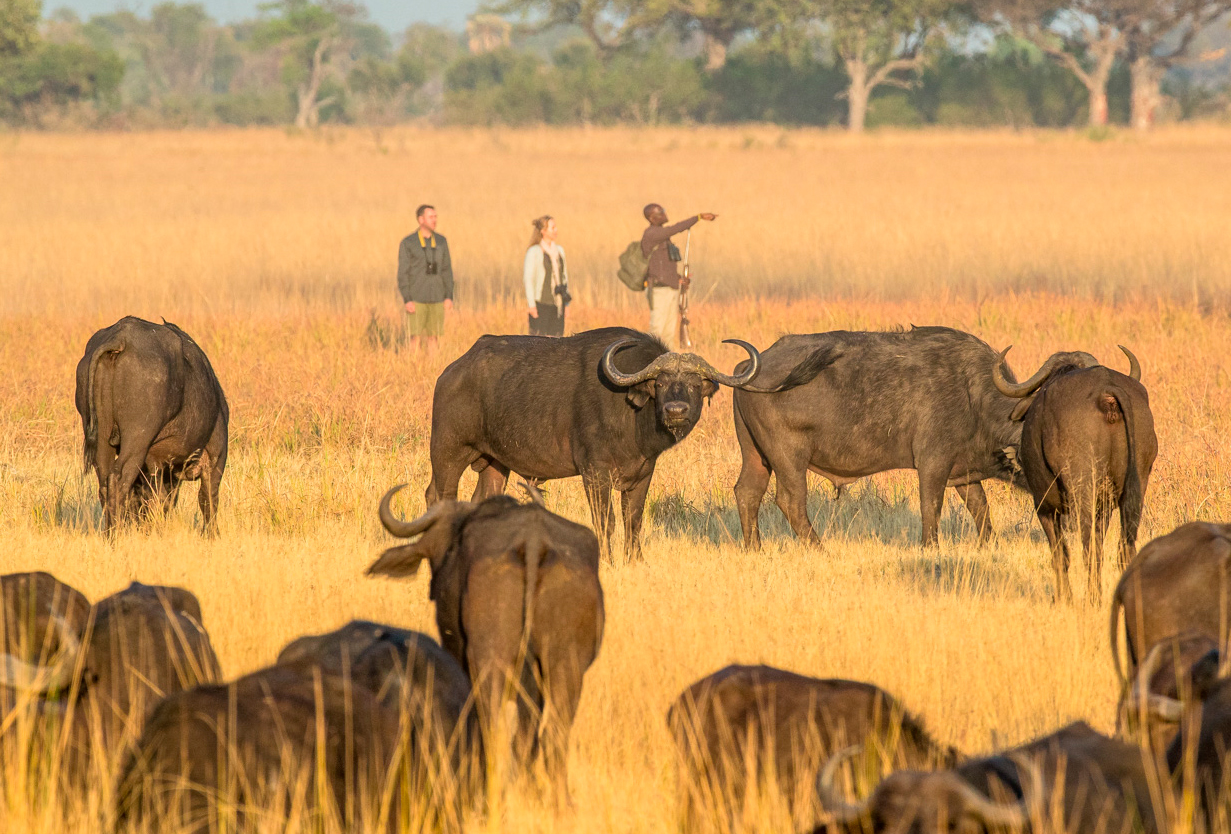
<box><xmin>395</xmin><ymin>203</ymin><xmax>717</xmax><ymax>350</ymax></box>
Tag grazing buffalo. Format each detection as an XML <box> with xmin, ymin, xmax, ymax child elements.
<box><xmin>0</xmin><ymin>571</ymin><xmax>91</xmax><ymax>701</ymax></box>
<box><xmin>815</xmin><ymin>722</ymin><xmax>1165</xmax><ymax>834</ymax></box>
<box><xmin>1110</xmin><ymin>522</ymin><xmax>1231</xmax><ymax>690</ymax></box>
<box><xmin>424</xmin><ymin>327</ymin><xmax>761</xmax><ymax>558</ymax></box>
<box><xmin>1</xmin><ymin>579</ymin><xmax>221</xmax><ymax>785</ymax></box>
<box><xmin>75</xmin><ymin>316</ymin><xmax>229</xmax><ymax>533</ymax></box>
<box><xmin>667</xmin><ymin>665</ymin><xmax>958</xmax><ymax>831</ymax></box>
<box><xmin>1116</xmin><ymin>632</ymin><xmax>1218</xmax><ymax>754</ymax></box>
<box><xmin>114</xmin><ymin>662</ymin><xmax>412</xmax><ymax>834</ymax></box>
<box><xmin>367</xmin><ymin>488</ymin><xmax>603</xmax><ymax>799</ymax></box>
<box><xmin>732</xmin><ymin>327</ymin><xmax>1026</xmax><ymax>549</ymax></box>
<box><xmin>1161</xmin><ymin>649</ymin><xmax>1231</xmax><ymax>822</ymax></box>
<box><xmin>994</xmin><ymin>346</ymin><xmax>1156</xmax><ymax>604</ymax></box>
<box><xmin>276</xmin><ymin>620</ymin><xmax>483</xmax><ymax>809</ymax></box>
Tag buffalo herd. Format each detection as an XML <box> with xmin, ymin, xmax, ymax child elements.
<box><xmin>4</xmin><ymin>314</ymin><xmax>1230</xmax><ymax>831</ymax></box>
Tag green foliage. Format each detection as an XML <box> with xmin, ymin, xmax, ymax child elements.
<box><xmin>705</xmin><ymin>47</ymin><xmax>846</xmax><ymax>124</ymax></box>
<box><xmin>0</xmin><ymin>0</ymin><xmax>40</xmax><ymax>58</ymax></box>
<box><xmin>443</xmin><ymin>37</ymin><xmax>707</xmax><ymax>125</ymax></box>
<box><xmin>0</xmin><ymin>40</ymin><xmax>123</xmax><ymax>123</ymax></box>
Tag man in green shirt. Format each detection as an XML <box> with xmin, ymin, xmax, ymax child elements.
<box><xmin>397</xmin><ymin>205</ymin><xmax>454</xmax><ymax>349</ymax></box>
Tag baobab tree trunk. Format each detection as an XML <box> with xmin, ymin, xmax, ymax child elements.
<box><xmin>1130</xmin><ymin>54</ymin><xmax>1164</xmax><ymax>131</ymax></box>
<box><xmin>845</xmin><ymin>57</ymin><xmax>869</xmax><ymax>134</ymax></box>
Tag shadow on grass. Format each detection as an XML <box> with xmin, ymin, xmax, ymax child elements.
<box><xmin>648</xmin><ymin>483</ymin><xmax>995</xmax><ymax>548</ymax></box>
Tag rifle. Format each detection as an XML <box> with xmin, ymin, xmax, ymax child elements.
<box><xmin>678</xmin><ymin>229</ymin><xmax>693</xmax><ymax>350</ymax></box>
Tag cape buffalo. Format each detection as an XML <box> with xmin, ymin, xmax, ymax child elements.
<box><xmin>0</xmin><ymin>571</ymin><xmax>91</xmax><ymax>701</ymax></box>
<box><xmin>1160</xmin><ymin>648</ymin><xmax>1231</xmax><ymax>822</ymax></box>
<box><xmin>114</xmin><ymin>661</ymin><xmax>414</xmax><ymax>834</ymax></box>
<box><xmin>367</xmin><ymin>488</ymin><xmax>603</xmax><ymax>799</ymax></box>
<box><xmin>1117</xmin><ymin>632</ymin><xmax>1218</xmax><ymax>754</ymax></box>
<box><xmin>275</xmin><ymin>620</ymin><xmax>483</xmax><ymax>810</ymax></box>
<box><xmin>994</xmin><ymin>346</ymin><xmax>1157</xmax><ymax>604</ymax></box>
<box><xmin>1110</xmin><ymin>522</ymin><xmax>1231</xmax><ymax>691</ymax></box>
<box><xmin>1</xmin><ymin>579</ymin><xmax>221</xmax><ymax>786</ymax></box>
<box><xmin>667</xmin><ymin>665</ymin><xmax>957</xmax><ymax>831</ymax></box>
<box><xmin>75</xmin><ymin>316</ymin><xmax>229</xmax><ymax>533</ymax></box>
<box><xmin>424</xmin><ymin>327</ymin><xmax>761</xmax><ymax>558</ymax></box>
<box><xmin>731</xmin><ymin>327</ymin><xmax>1024</xmax><ymax>548</ymax></box>
<box><xmin>815</xmin><ymin>722</ymin><xmax>1165</xmax><ymax>834</ymax></box>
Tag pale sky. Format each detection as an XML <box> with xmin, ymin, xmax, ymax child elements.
<box><xmin>48</xmin><ymin>0</ymin><xmax>479</xmax><ymax>34</ymax></box>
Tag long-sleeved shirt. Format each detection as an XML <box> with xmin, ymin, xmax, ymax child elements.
<box><xmin>640</xmin><ymin>215</ymin><xmax>698</xmax><ymax>289</ymax></box>
<box><xmin>397</xmin><ymin>230</ymin><xmax>454</xmax><ymax>304</ymax></box>
<box><xmin>523</xmin><ymin>243</ymin><xmax>567</xmax><ymax>310</ymax></box>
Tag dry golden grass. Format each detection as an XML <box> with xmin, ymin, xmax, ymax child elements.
<box><xmin>1</xmin><ymin>124</ymin><xmax>1230</xmax><ymax>832</ymax></box>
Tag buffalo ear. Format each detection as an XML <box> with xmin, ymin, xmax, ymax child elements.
<box><xmin>702</xmin><ymin>380</ymin><xmax>718</xmax><ymax>402</ymax></box>
<box><xmin>626</xmin><ymin>380</ymin><xmax>655</xmax><ymax>409</ymax></box>
<box><xmin>367</xmin><ymin>543</ymin><xmax>432</xmax><ymax>578</ymax></box>
<box><xmin>1010</xmin><ymin>396</ymin><xmax>1036</xmax><ymax>422</ymax></box>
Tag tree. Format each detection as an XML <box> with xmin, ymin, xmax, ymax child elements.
<box><xmin>254</xmin><ymin>0</ymin><xmax>360</xmax><ymax>128</ymax></box>
<box><xmin>1</xmin><ymin>0</ymin><xmax>40</xmax><ymax>58</ymax></box>
<box><xmin>981</xmin><ymin>0</ymin><xmax>1137</xmax><ymax>127</ymax></box>
<box><xmin>486</xmin><ymin>0</ymin><xmax>630</xmax><ymax>60</ymax></box>
<box><xmin>1122</xmin><ymin>1</ymin><xmax>1231</xmax><ymax>130</ymax></box>
<box><xmin>806</xmin><ymin>0</ymin><xmax>956</xmax><ymax>133</ymax></box>
<box><xmin>138</xmin><ymin>3</ymin><xmax>219</xmax><ymax>105</ymax></box>
<box><xmin>631</xmin><ymin>0</ymin><xmax>784</xmax><ymax>72</ymax></box>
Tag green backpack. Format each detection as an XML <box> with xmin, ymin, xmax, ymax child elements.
<box><xmin>616</xmin><ymin>240</ymin><xmax>655</xmax><ymax>291</ymax></box>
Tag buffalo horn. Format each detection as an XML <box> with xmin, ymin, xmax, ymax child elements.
<box><xmin>600</xmin><ymin>338</ymin><xmax>673</xmax><ymax>387</ymax></box>
<box><xmin>0</xmin><ymin>614</ymin><xmax>82</xmax><ymax>695</ymax></box>
<box><xmin>993</xmin><ymin>347</ymin><xmax>1062</xmax><ymax>399</ymax></box>
<box><xmin>1119</xmin><ymin>345</ymin><xmax>1142</xmax><ymax>382</ymax></box>
<box><xmin>815</xmin><ymin>744</ymin><xmax>872</xmax><ymax>823</ymax></box>
<box><xmin>378</xmin><ymin>485</ymin><xmax>470</xmax><ymax>540</ymax></box>
<box><xmin>1134</xmin><ymin>641</ymin><xmax>1186</xmax><ymax>723</ymax></box>
<box><xmin>690</xmin><ymin>339</ymin><xmax>762</xmax><ymax>388</ymax></box>
<box><xmin>941</xmin><ymin>772</ymin><xmax>1031</xmax><ymax>828</ymax></box>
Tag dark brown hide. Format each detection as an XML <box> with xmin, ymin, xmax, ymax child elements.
<box><xmin>1008</xmin><ymin>352</ymin><xmax>1156</xmax><ymax>604</ymax></box>
<box><xmin>65</xmin><ymin>582</ymin><xmax>221</xmax><ymax>782</ymax></box>
<box><xmin>74</xmin><ymin>317</ymin><xmax>228</xmax><ymax>533</ymax></box>
<box><xmin>424</xmin><ymin>327</ymin><xmax>759</xmax><ymax>559</ymax></box>
<box><xmin>275</xmin><ymin>620</ymin><xmax>483</xmax><ymax>812</ymax></box>
<box><xmin>367</xmin><ymin>491</ymin><xmax>603</xmax><ymax>799</ymax></box>
<box><xmin>1117</xmin><ymin>632</ymin><xmax>1218</xmax><ymax>755</ymax></box>
<box><xmin>667</xmin><ymin>665</ymin><xmax>957</xmax><ymax>831</ymax></box>
<box><xmin>732</xmin><ymin>327</ymin><xmax>1024</xmax><ymax>549</ymax></box>
<box><xmin>0</xmin><ymin>571</ymin><xmax>90</xmax><ymax>699</ymax></box>
<box><xmin>815</xmin><ymin>722</ymin><xmax>1165</xmax><ymax>834</ymax></box>
<box><xmin>114</xmin><ymin>662</ymin><xmax>415</xmax><ymax>834</ymax></box>
<box><xmin>1110</xmin><ymin>522</ymin><xmax>1231</xmax><ymax>689</ymax></box>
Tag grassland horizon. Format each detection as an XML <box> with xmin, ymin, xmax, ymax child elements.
<box><xmin>2</xmin><ymin>125</ymin><xmax>1230</xmax><ymax>833</ymax></box>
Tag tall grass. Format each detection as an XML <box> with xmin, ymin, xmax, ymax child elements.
<box><xmin>0</xmin><ymin>125</ymin><xmax>1230</xmax><ymax>832</ymax></box>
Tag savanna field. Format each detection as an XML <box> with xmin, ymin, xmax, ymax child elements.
<box><xmin>1</xmin><ymin>125</ymin><xmax>1231</xmax><ymax>832</ymax></box>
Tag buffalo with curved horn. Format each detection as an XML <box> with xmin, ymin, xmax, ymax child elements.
<box><xmin>423</xmin><ymin>327</ymin><xmax>760</xmax><ymax>559</ymax></box>
<box><xmin>813</xmin><ymin>722</ymin><xmax>1164</xmax><ymax>834</ymax></box>
<box><xmin>994</xmin><ymin>345</ymin><xmax>1156</xmax><ymax>604</ymax></box>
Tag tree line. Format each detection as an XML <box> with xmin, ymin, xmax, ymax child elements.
<box><xmin>1</xmin><ymin>0</ymin><xmax>1228</xmax><ymax>130</ymax></box>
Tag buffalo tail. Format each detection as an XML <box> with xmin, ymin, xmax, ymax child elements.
<box><xmin>83</xmin><ymin>336</ymin><xmax>125</xmax><ymax>473</ymax></box>
<box><xmin>736</xmin><ymin>346</ymin><xmax>839</xmax><ymax>394</ymax></box>
<box><xmin>1110</xmin><ymin>387</ymin><xmax>1145</xmax><ymax>556</ymax></box>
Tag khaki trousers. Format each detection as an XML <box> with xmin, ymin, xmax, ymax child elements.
<box><xmin>647</xmin><ymin>286</ymin><xmax>680</xmax><ymax>351</ymax></box>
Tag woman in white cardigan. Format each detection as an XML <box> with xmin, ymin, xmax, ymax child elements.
<box><xmin>523</xmin><ymin>215</ymin><xmax>569</xmax><ymax>336</ymax></box>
